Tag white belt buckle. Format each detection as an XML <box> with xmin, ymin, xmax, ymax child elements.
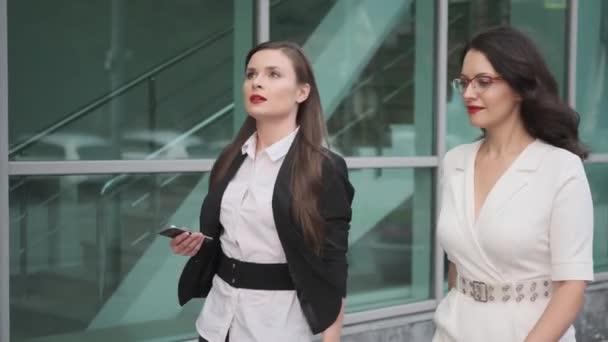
<box><xmin>471</xmin><ymin>281</ymin><xmax>488</xmax><ymax>302</ymax></box>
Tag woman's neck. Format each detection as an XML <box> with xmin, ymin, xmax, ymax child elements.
<box><xmin>255</xmin><ymin>117</ymin><xmax>297</xmax><ymax>152</ymax></box>
<box><xmin>483</xmin><ymin>116</ymin><xmax>534</xmax><ymax>158</ymax></box>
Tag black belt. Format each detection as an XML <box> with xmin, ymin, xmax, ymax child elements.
<box><xmin>217</xmin><ymin>250</ymin><xmax>295</xmax><ymax>290</ymax></box>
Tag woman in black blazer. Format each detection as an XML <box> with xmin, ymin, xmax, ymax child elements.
<box><xmin>170</xmin><ymin>41</ymin><xmax>354</xmax><ymax>342</ymax></box>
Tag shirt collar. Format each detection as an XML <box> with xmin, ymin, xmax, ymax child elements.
<box><xmin>241</xmin><ymin>127</ymin><xmax>299</xmax><ymax>162</ymax></box>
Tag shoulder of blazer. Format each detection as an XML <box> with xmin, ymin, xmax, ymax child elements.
<box><xmin>274</xmin><ymin>142</ymin><xmax>352</xmax><ymax>199</ymax></box>
<box><xmin>320</xmin><ymin>149</ymin><xmax>354</xmax><ymax>200</ymax></box>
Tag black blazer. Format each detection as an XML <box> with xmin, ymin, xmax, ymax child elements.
<box><xmin>177</xmin><ymin>134</ymin><xmax>355</xmax><ymax>334</ymax></box>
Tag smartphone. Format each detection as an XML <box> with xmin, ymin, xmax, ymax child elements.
<box><xmin>158</xmin><ymin>225</ymin><xmax>214</xmax><ymax>241</ymax></box>
<box><xmin>158</xmin><ymin>225</ymin><xmax>190</xmax><ymax>239</ymax></box>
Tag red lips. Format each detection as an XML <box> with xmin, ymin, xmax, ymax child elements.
<box><xmin>467</xmin><ymin>106</ymin><xmax>484</xmax><ymax>114</ymax></box>
<box><xmin>250</xmin><ymin>95</ymin><xmax>267</xmax><ymax>104</ymax></box>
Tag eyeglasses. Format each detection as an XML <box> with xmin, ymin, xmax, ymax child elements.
<box><xmin>452</xmin><ymin>75</ymin><xmax>503</xmax><ymax>94</ymax></box>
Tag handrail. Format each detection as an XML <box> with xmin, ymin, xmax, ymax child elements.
<box><xmin>8</xmin><ymin>0</ymin><xmax>292</xmax><ymax>159</ymax></box>
<box><xmin>100</xmin><ymin>103</ymin><xmax>234</xmax><ymax>196</ymax></box>
<box><xmin>8</xmin><ymin>27</ymin><xmax>233</xmax><ymax>158</ymax></box>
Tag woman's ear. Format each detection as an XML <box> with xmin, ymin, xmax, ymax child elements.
<box><xmin>296</xmin><ymin>83</ymin><xmax>311</xmax><ymax>104</ymax></box>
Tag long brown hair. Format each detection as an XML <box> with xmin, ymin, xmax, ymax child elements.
<box><xmin>210</xmin><ymin>41</ymin><xmax>328</xmax><ymax>254</ymax></box>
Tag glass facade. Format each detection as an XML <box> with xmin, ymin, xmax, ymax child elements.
<box><xmin>8</xmin><ymin>1</ymin><xmax>248</xmax><ymax>161</ymax></box>
<box><xmin>577</xmin><ymin>0</ymin><xmax>608</xmax><ymax>273</ymax></box>
<box><xmin>272</xmin><ymin>0</ymin><xmax>435</xmax><ymax>157</ymax></box>
<box><xmin>577</xmin><ymin>0</ymin><xmax>608</xmax><ymax>154</ymax></box>
<box><xmin>9</xmin><ymin>173</ymin><xmax>206</xmax><ymax>341</ymax></box>
<box><xmin>346</xmin><ymin>168</ymin><xmax>433</xmax><ymax>312</ymax></box>
<box><xmin>1</xmin><ymin>1</ymin><xmax>607</xmax><ymax>341</ymax></box>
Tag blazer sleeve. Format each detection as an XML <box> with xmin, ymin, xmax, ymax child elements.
<box><xmin>549</xmin><ymin>157</ymin><xmax>594</xmax><ymax>281</ymax></box>
<box><xmin>319</xmin><ymin>153</ymin><xmax>355</xmax><ymax>297</ymax></box>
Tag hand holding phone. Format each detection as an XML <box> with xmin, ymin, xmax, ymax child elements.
<box><xmin>158</xmin><ymin>225</ymin><xmax>190</xmax><ymax>239</ymax></box>
<box><xmin>162</xmin><ymin>225</ymin><xmax>212</xmax><ymax>256</ymax></box>
<box><xmin>159</xmin><ymin>225</ymin><xmax>214</xmax><ymax>240</ymax></box>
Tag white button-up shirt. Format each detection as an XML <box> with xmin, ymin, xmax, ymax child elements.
<box><xmin>196</xmin><ymin>128</ymin><xmax>312</xmax><ymax>342</ymax></box>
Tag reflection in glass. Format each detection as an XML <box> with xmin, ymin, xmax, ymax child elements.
<box><xmin>9</xmin><ymin>173</ymin><xmax>207</xmax><ymax>341</ymax></box>
<box><xmin>8</xmin><ymin>1</ymin><xmax>236</xmax><ymax>161</ymax></box>
<box><xmin>585</xmin><ymin>164</ymin><xmax>608</xmax><ymax>273</ymax></box>
<box><xmin>577</xmin><ymin>0</ymin><xmax>608</xmax><ymax>152</ymax></box>
<box><xmin>272</xmin><ymin>0</ymin><xmax>435</xmax><ymax>157</ymax></box>
<box><xmin>346</xmin><ymin>168</ymin><xmax>433</xmax><ymax>312</ymax></box>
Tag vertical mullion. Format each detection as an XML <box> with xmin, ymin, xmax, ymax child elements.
<box><xmin>566</xmin><ymin>0</ymin><xmax>578</xmax><ymax>107</ymax></box>
<box><xmin>0</xmin><ymin>0</ymin><xmax>10</xmax><ymax>340</ymax></box>
<box><xmin>433</xmin><ymin>0</ymin><xmax>448</xmax><ymax>303</ymax></box>
<box><xmin>233</xmin><ymin>1</ymin><xmax>256</xmax><ymax>134</ymax></box>
<box><xmin>256</xmin><ymin>0</ymin><xmax>270</xmax><ymax>44</ymax></box>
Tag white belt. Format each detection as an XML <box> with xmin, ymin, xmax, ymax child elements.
<box><xmin>456</xmin><ymin>275</ymin><xmax>553</xmax><ymax>303</ymax></box>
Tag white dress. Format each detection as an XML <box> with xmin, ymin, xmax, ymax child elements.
<box><xmin>433</xmin><ymin>139</ymin><xmax>594</xmax><ymax>342</ymax></box>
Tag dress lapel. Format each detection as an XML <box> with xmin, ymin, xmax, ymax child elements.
<box><xmin>457</xmin><ymin>139</ymin><xmax>545</xmax><ymax>280</ymax></box>
<box><xmin>464</xmin><ymin>140</ymin><xmax>483</xmax><ymax>229</ymax></box>
<box><xmin>474</xmin><ymin>139</ymin><xmax>544</xmax><ymax>228</ymax></box>
<box><xmin>447</xmin><ymin>143</ymin><xmax>474</xmax><ymax>230</ymax></box>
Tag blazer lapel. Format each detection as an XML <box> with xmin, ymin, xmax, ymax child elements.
<box><xmin>199</xmin><ymin>152</ymin><xmax>246</xmax><ymax>237</ymax></box>
<box><xmin>272</xmin><ymin>133</ymin><xmax>300</xmax><ymax>239</ymax></box>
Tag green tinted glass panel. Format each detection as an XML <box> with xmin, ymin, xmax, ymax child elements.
<box><xmin>8</xmin><ymin>1</ymin><xmax>246</xmax><ymax>161</ymax></box>
<box><xmin>272</xmin><ymin>0</ymin><xmax>435</xmax><ymax>157</ymax></box>
<box><xmin>9</xmin><ymin>172</ymin><xmax>207</xmax><ymax>341</ymax></box>
<box><xmin>576</xmin><ymin>0</ymin><xmax>608</xmax><ymax>152</ymax></box>
<box><xmin>585</xmin><ymin>164</ymin><xmax>608</xmax><ymax>273</ymax></box>
<box><xmin>346</xmin><ymin>168</ymin><xmax>433</xmax><ymax>312</ymax></box>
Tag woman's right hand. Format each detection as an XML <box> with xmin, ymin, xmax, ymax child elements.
<box><xmin>170</xmin><ymin>231</ymin><xmax>205</xmax><ymax>256</ymax></box>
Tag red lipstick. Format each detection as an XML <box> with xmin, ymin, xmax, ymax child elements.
<box><xmin>250</xmin><ymin>95</ymin><xmax>267</xmax><ymax>104</ymax></box>
<box><xmin>467</xmin><ymin>106</ymin><xmax>484</xmax><ymax>114</ymax></box>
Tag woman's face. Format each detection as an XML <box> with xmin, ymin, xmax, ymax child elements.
<box><xmin>459</xmin><ymin>49</ymin><xmax>521</xmax><ymax>130</ymax></box>
<box><xmin>243</xmin><ymin>49</ymin><xmax>310</xmax><ymax>121</ymax></box>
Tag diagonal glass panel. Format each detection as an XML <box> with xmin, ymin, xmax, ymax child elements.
<box><xmin>272</xmin><ymin>0</ymin><xmax>435</xmax><ymax>157</ymax></box>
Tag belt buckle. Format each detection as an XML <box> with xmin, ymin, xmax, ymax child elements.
<box><xmin>472</xmin><ymin>281</ymin><xmax>488</xmax><ymax>302</ymax></box>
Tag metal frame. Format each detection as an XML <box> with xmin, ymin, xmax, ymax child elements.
<box><xmin>345</xmin><ymin>157</ymin><xmax>438</xmax><ymax>169</ymax></box>
<box><xmin>587</xmin><ymin>154</ymin><xmax>608</xmax><ymax>163</ymax></box>
<box><xmin>566</xmin><ymin>0</ymin><xmax>578</xmax><ymax>107</ymax></box>
<box><xmin>344</xmin><ymin>300</ymin><xmax>437</xmax><ymax>326</ymax></box>
<box><xmin>9</xmin><ymin>159</ymin><xmax>218</xmax><ymax>176</ymax></box>
<box><xmin>9</xmin><ymin>157</ymin><xmax>440</xmax><ymax>176</ymax></box>
<box><xmin>0</xmin><ymin>0</ymin><xmax>9</xmax><ymax>341</ymax></box>
<box><xmin>255</xmin><ymin>0</ymin><xmax>270</xmax><ymax>43</ymax></box>
<box><xmin>433</xmin><ymin>0</ymin><xmax>448</xmax><ymax>304</ymax></box>
<box><xmin>594</xmin><ymin>272</ymin><xmax>608</xmax><ymax>283</ymax></box>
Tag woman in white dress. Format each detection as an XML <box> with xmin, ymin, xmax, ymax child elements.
<box><xmin>434</xmin><ymin>26</ymin><xmax>594</xmax><ymax>342</ymax></box>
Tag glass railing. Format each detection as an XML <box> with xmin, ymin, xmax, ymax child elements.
<box><xmin>9</xmin><ymin>25</ymin><xmax>234</xmax><ymax>162</ymax></box>
<box><xmin>9</xmin><ymin>171</ymin><xmax>207</xmax><ymax>341</ymax></box>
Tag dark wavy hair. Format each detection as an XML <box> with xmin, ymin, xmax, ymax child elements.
<box><xmin>210</xmin><ymin>41</ymin><xmax>328</xmax><ymax>254</ymax></box>
<box><xmin>461</xmin><ymin>26</ymin><xmax>588</xmax><ymax>159</ymax></box>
